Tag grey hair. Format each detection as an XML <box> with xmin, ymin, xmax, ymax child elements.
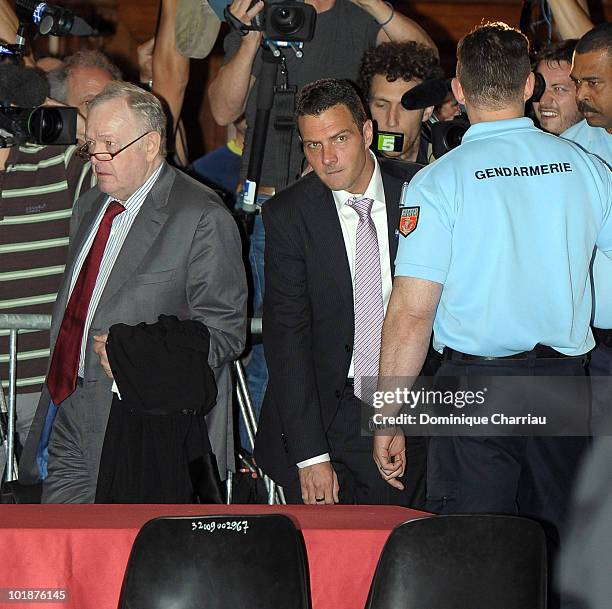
<box><xmin>47</xmin><ymin>50</ymin><xmax>121</xmax><ymax>103</ymax></box>
<box><xmin>88</xmin><ymin>81</ymin><xmax>167</xmax><ymax>157</ymax></box>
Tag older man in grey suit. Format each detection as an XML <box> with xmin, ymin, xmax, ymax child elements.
<box><xmin>19</xmin><ymin>82</ymin><xmax>247</xmax><ymax>503</ymax></box>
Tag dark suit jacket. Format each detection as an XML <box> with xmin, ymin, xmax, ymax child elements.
<box><xmin>255</xmin><ymin>158</ymin><xmax>423</xmax><ymax>486</ymax></box>
<box><xmin>19</xmin><ymin>163</ymin><xmax>247</xmax><ymax>488</ymax></box>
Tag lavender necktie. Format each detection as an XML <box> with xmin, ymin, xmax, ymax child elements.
<box><xmin>346</xmin><ymin>197</ymin><xmax>384</xmax><ymax>401</ymax></box>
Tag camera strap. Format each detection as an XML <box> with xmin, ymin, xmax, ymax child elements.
<box><xmin>224</xmin><ymin>6</ymin><xmax>250</xmax><ymax>37</ymax></box>
<box><xmin>272</xmin><ymin>87</ymin><xmax>296</xmax><ymax>189</ymax></box>
<box><xmin>272</xmin><ymin>55</ymin><xmax>296</xmax><ymax>189</ymax></box>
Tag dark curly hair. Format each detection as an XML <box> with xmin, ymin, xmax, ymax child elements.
<box><xmin>358</xmin><ymin>41</ymin><xmax>444</xmax><ymax>100</ymax></box>
<box><xmin>533</xmin><ymin>39</ymin><xmax>578</xmax><ymax>69</ymax></box>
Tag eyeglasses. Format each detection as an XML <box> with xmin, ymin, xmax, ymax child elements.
<box><xmin>78</xmin><ymin>131</ymin><xmax>152</xmax><ymax>161</ymax></box>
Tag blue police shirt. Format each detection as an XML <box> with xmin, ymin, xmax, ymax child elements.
<box><xmin>561</xmin><ymin>119</ymin><xmax>612</xmax><ymax>328</ymax></box>
<box><xmin>395</xmin><ymin>117</ymin><xmax>612</xmax><ymax>356</ymax></box>
<box><xmin>562</xmin><ymin>119</ymin><xmax>612</xmax><ymax>165</ymax></box>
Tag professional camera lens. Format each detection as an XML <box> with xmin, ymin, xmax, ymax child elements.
<box><xmin>28</xmin><ymin>107</ymin><xmax>65</xmax><ymax>144</ymax></box>
<box><xmin>529</xmin><ymin>72</ymin><xmax>546</xmax><ymax>104</ymax></box>
<box><xmin>270</xmin><ymin>6</ymin><xmax>304</xmax><ymax>35</ymax></box>
<box><xmin>444</xmin><ymin>123</ymin><xmax>466</xmax><ymax>150</ymax></box>
<box><xmin>430</xmin><ymin>115</ymin><xmax>470</xmax><ymax>158</ymax></box>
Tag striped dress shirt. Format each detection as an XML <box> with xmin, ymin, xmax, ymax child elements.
<box><xmin>68</xmin><ymin>162</ymin><xmax>164</xmax><ymax>377</ymax></box>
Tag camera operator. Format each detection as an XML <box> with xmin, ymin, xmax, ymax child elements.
<box><xmin>210</xmin><ymin>0</ymin><xmax>434</xmax><ymax>185</ymax></box>
<box><xmin>359</xmin><ymin>40</ymin><xmax>443</xmax><ymax>164</ymax></box>
<box><xmin>208</xmin><ymin>0</ymin><xmax>435</xmax><ymax>447</ymax></box>
<box><xmin>532</xmin><ymin>39</ymin><xmax>582</xmax><ymax>135</ymax></box>
<box><xmin>433</xmin><ymin>91</ymin><xmax>460</xmax><ymax>121</ymax></box>
<box><xmin>374</xmin><ymin>22</ymin><xmax>611</xmax><ymax>606</ymax></box>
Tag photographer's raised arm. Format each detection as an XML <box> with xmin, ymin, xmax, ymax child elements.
<box><xmin>0</xmin><ymin>0</ymin><xmax>17</xmax><ymax>41</ymax></box>
<box><xmin>152</xmin><ymin>0</ymin><xmax>189</xmax><ymax>129</ymax></box>
<box><xmin>349</xmin><ymin>0</ymin><xmax>436</xmax><ymax>52</ymax></box>
<box><xmin>548</xmin><ymin>0</ymin><xmax>593</xmax><ymax>40</ymax></box>
<box><xmin>208</xmin><ymin>0</ymin><xmax>263</xmax><ymax>126</ymax></box>
<box><xmin>0</xmin><ymin>0</ymin><xmax>34</xmax><ymax>66</ymax></box>
<box><xmin>151</xmin><ymin>0</ymin><xmax>189</xmax><ymax>164</ymax></box>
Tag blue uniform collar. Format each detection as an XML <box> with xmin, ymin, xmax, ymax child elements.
<box><xmin>462</xmin><ymin>117</ymin><xmax>535</xmax><ymax>143</ymax></box>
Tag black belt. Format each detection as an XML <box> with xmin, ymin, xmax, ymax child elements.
<box><xmin>593</xmin><ymin>327</ymin><xmax>612</xmax><ymax>347</ymax></box>
<box><xmin>443</xmin><ymin>344</ymin><xmax>573</xmax><ymax>362</ymax></box>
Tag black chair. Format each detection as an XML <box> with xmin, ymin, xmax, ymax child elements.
<box><xmin>365</xmin><ymin>514</ymin><xmax>547</xmax><ymax>609</ymax></box>
<box><xmin>119</xmin><ymin>514</ymin><xmax>310</xmax><ymax>609</ymax></box>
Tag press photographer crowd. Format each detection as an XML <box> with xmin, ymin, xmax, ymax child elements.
<box><xmin>0</xmin><ymin>0</ymin><xmax>611</xmax><ymax>605</ymax></box>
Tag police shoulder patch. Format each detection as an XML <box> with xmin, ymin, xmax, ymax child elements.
<box><xmin>399</xmin><ymin>206</ymin><xmax>420</xmax><ymax>237</ymax></box>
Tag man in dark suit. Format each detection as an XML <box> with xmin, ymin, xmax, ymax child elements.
<box><xmin>255</xmin><ymin>78</ymin><xmax>426</xmax><ymax>505</ymax></box>
<box><xmin>19</xmin><ymin>82</ymin><xmax>247</xmax><ymax>502</ymax></box>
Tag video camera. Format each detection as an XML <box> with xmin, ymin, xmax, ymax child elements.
<box><xmin>15</xmin><ymin>0</ymin><xmax>94</xmax><ymax>37</ymax></box>
<box><xmin>393</xmin><ymin>78</ymin><xmax>468</xmax><ymax>158</ymax></box>
<box><xmin>0</xmin><ymin>106</ymin><xmax>77</xmax><ymax>148</ymax></box>
<box><xmin>224</xmin><ymin>0</ymin><xmax>316</xmax><ymax>43</ymax></box>
<box><xmin>395</xmin><ymin>73</ymin><xmax>547</xmax><ymax>158</ymax></box>
<box><xmin>0</xmin><ymin>64</ymin><xmax>77</xmax><ymax>147</ymax></box>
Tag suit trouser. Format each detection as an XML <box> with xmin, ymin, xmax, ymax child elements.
<box><xmin>42</xmin><ymin>381</ymin><xmax>110</xmax><ymax>504</ymax></box>
<box><xmin>283</xmin><ymin>382</ymin><xmax>427</xmax><ymax>507</ymax></box>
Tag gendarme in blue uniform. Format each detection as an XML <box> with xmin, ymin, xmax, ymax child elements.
<box><xmin>562</xmin><ymin>119</ymin><xmax>612</xmax><ymax>329</ymax></box>
<box><xmin>395</xmin><ymin>117</ymin><xmax>612</xmax><ymax>356</ymax></box>
<box><xmin>562</xmin><ymin>119</ymin><xmax>612</xmax><ymax>163</ymax></box>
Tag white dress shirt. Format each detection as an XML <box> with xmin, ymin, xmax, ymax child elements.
<box><xmin>67</xmin><ymin>162</ymin><xmax>164</xmax><ymax>377</ymax></box>
<box><xmin>298</xmin><ymin>154</ymin><xmax>394</xmax><ymax>469</ymax></box>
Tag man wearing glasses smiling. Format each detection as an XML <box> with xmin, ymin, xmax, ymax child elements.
<box><xmin>20</xmin><ymin>81</ymin><xmax>247</xmax><ymax>503</ymax></box>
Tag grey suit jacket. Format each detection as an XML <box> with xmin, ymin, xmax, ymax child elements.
<box><xmin>20</xmin><ymin>162</ymin><xmax>247</xmax><ymax>483</ymax></box>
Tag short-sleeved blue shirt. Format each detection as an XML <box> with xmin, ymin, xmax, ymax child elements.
<box><xmin>562</xmin><ymin>119</ymin><xmax>612</xmax><ymax>164</ymax></box>
<box><xmin>395</xmin><ymin>117</ymin><xmax>612</xmax><ymax>356</ymax></box>
<box><xmin>562</xmin><ymin>119</ymin><xmax>612</xmax><ymax>328</ymax></box>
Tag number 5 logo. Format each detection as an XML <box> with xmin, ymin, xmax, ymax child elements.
<box><xmin>378</xmin><ymin>134</ymin><xmax>395</xmax><ymax>152</ymax></box>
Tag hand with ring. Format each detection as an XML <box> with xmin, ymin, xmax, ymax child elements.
<box><xmin>298</xmin><ymin>462</ymin><xmax>340</xmax><ymax>504</ymax></box>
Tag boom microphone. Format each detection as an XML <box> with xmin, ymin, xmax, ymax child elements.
<box><xmin>401</xmin><ymin>78</ymin><xmax>452</xmax><ymax>111</ymax></box>
<box><xmin>0</xmin><ymin>64</ymin><xmax>49</xmax><ymax>106</ymax></box>
<box><xmin>16</xmin><ymin>0</ymin><xmax>94</xmax><ymax>37</ymax></box>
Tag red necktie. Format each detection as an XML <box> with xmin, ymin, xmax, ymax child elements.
<box><xmin>47</xmin><ymin>200</ymin><xmax>125</xmax><ymax>404</ymax></box>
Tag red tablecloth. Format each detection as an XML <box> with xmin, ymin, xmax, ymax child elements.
<box><xmin>0</xmin><ymin>504</ymin><xmax>428</xmax><ymax>609</ymax></box>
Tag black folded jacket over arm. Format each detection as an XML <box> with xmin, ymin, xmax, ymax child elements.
<box><xmin>95</xmin><ymin>315</ymin><xmax>223</xmax><ymax>503</ymax></box>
